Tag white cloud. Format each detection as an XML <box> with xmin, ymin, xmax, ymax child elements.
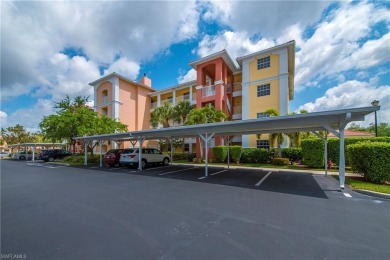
<box><xmin>3</xmin><ymin>99</ymin><xmax>55</xmax><ymax>132</ymax></box>
<box><xmin>0</xmin><ymin>111</ymin><xmax>8</xmax><ymax>128</ymax></box>
<box><xmin>196</xmin><ymin>31</ymin><xmax>276</xmax><ymax>62</ymax></box>
<box><xmin>177</xmin><ymin>69</ymin><xmax>197</xmax><ymax>84</ymax></box>
<box><xmin>295</xmin><ymin>1</ymin><xmax>390</xmax><ymax>90</ymax></box>
<box><xmin>1</xmin><ymin>0</ymin><xmax>200</xmax><ymax>100</ymax></box>
<box><xmin>298</xmin><ymin>80</ymin><xmax>390</xmax><ymax>126</ymax></box>
<box><xmin>104</xmin><ymin>57</ymin><xmax>140</xmax><ymax>80</ymax></box>
<box><xmin>203</xmin><ymin>0</ymin><xmax>330</xmax><ymax>38</ymax></box>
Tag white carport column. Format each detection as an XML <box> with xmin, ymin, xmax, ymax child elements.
<box><xmin>32</xmin><ymin>145</ymin><xmax>35</xmax><ymax>162</ymax></box>
<box><xmin>339</xmin><ymin>113</ymin><xmax>351</xmax><ymax>190</ymax></box>
<box><xmin>169</xmin><ymin>138</ymin><xmax>173</xmax><ymax>165</ymax></box>
<box><xmin>312</xmin><ymin>131</ymin><xmax>328</xmax><ymax>177</ymax></box>
<box><xmin>84</xmin><ymin>141</ymin><xmax>88</xmax><ymax>166</ymax></box>
<box><xmin>198</xmin><ymin>133</ymin><xmax>215</xmax><ymax>177</ymax></box>
<box><xmin>137</xmin><ymin>138</ymin><xmax>145</xmax><ymax>171</ymax></box>
<box><xmin>99</xmin><ymin>141</ymin><xmax>103</xmax><ymax>168</ymax></box>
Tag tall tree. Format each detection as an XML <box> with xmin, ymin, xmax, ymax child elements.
<box><xmin>1</xmin><ymin>124</ymin><xmax>36</xmax><ymax>145</ymax></box>
<box><xmin>39</xmin><ymin>96</ymin><xmax>127</xmax><ymax>153</ymax></box>
<box><xmin>174</xmin><ymin>101</ymin><xmax>194</xmax><ymax>125</ymax></box>
<box><xmin>186</xmin><ymin>105</ymin><xmax>226</xmax><ymax>158</ymax></box>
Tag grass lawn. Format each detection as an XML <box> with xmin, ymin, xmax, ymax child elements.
<box><xmin>333</xmin><ymin>176</ymin><xmax>390</xmax><ymax>194</ymax></box>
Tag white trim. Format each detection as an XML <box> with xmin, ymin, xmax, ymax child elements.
<box><xmin>111</xmin><ymin>77</ymin><xmax>120</xmax><ymax>120</ymax></box>
<box><xmin>214</xmin><ymin>80</ymin><xmax>224</xmax><ymax>85</ymax></box>
<box><xmin>195</xmin><ymin>85</ymin><xmax>203</xmax><ymax>90</ymax></box>
<box><xmin>279</xmin><ymin>74</ymin><xmax>288</xmax><ymax>116</ymax></box>
<box><xmin>93</xmin><ymin>85</ymin><xmax>98</xmax><ymax>112</ymax></box>
<box><xmin>242</xmin><ymin>59</ymin><xmax>250</xmax><ymax>147</ymax></box>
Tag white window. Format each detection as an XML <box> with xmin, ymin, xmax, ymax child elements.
<box><xmin>256</xmin><ymin>140</ymin><xmax>270</xmax><ymax>149</ymax></box>
<box><xmin>257</xmin><ymin>56</ymin><xmax>270</xmax><ymax>69</ymax></box>
<box><xmin>257</xmin><ymin>84</ymin><xmax>271</xmax><ymax>97</ymax></box>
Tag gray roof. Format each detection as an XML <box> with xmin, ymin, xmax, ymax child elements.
<box><xmin>74</xmin><ymin>106</ymin><xmax>379</xmax><ymax>142</ymax></box>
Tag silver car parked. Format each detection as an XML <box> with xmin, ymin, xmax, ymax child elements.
<box><xmin>119</xmin><ymin>148</ymin><xmax>170</xmax><ymax>168</ymax></box>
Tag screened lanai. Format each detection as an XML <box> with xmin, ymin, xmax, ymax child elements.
<box><xmin>74</xmin><ymin>106</ymin><xmax>379</xmax><ymax>190</ymax></box>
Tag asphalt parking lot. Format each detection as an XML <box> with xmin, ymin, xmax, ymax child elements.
<box><xmin>2</xmin><ymin>160</ymin><xmax>389</xmax><ymax>259</ymax></box>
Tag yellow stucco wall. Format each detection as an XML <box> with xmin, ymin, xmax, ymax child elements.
<box><xmin>247</xmin><ymin>54</ymin><xmax>280</xmax><ymax>147</ymax></box>
<box><xmin>175</xmin><ymin>87</ymin><xmax>190</xmax><ymax>97</ymax></box>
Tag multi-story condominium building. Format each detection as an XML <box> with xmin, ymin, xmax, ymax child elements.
<box><xmin>90</xmin><ymin>41</ymin><xmax>295</xmax><ymax>154</ymax></box>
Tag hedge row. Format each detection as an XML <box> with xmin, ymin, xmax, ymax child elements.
<box><xmin>212</xmin><ymin>146</ymin><xmax>302</xmax><ymax>164</ymax></box>
<box><xmin>347</xmin><ymin>142</ymin><xmax>390</xmax><ymax>183</ymax></box>
<box><xmin>162</xmin><ymin>152</ymin><xmax>196</xmax><ymax>162</ymax></box>
<box><xmin>301</xmin><ymin>137</ymin><xmax>390</xmax><ymax>167</ymax></box>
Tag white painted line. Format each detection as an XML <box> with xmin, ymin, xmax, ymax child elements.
<box><xmin>255</xmin><ymin>171</ymin><xmax>272</xmax><ymax>187</ymax></box>
<box><xmin>343</xmin><ymin>193</ymin><xmax>352</xmax><ymax>198</ymax></box>
<box><xmin>198</xmin><ymin>176</ymin><xmax>207</xmax><ymax>180</ymax></box>
<box><xmin>145</xmin><ymin>165</ymin><xmax>171</xmax><ymax>171</ymax></box>
<box><xmin>210</xmin><ymin>170</ymin><xmax>227</xmax><ymax>176</ymax></box>
<box><xmin>158</xmin><ymin>168</ymin><xmax>195</xmax><ymax>176</ymax></box>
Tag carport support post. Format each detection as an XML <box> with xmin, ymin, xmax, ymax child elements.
<box><xmin>199</xmin><ymin>133</ymin><xmax>215</xmax><ymax>177</ymax></box>
<box><xmin>169</xmin><ymin>138</ymin><xmax>173</xmax><ymax>165</ymax></box>
<box><xmin>84</xmin><ymin>141</ymin><xmax>88</xmax><ymax>166</ymax></box>
<box><xmin>32</xmin><ymin>145</ymin><xmax>35</xmax><ymax>162</ymax></box>
<box><xmin>25</xmin><ymin>146</ymin><xmax>27</xmax><ymax>161</ymax></box>
<box><xmin>99</xmin><ymin>141</ymin><xmax>103</xmax><ymax>168</ymax></box>
<box><xmin>339</xmin><ymin>128</ymin><xmax>345</xmax><ymax>189</ymax></box>
<box><xmin>138</xmin><ymin>138</ymin><xmax>145</xmax><ymax>171</ymax></box>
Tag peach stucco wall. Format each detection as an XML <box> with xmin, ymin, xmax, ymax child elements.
<box><xmin>96</xmin><ymin>81</ymin><xmax>113</xmax><ymax>116</ymax></box>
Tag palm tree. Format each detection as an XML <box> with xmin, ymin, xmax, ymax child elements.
<box><xmin>150</xmin><ymin>102</ymin><xmax>175</xmax><ymax>128</ymax></box>
<box><xmin>264</xmin><ymin>109</ymin><xmax>285</xmax><ymax>157</ymax></box>
<box><xmin>174</xmin><ymin>101</ymin><xmax>194</xmax><ymax>125</ymax></box>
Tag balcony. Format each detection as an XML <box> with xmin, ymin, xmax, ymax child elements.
<box><xmin>102</xmin><ymin>96</ymin><xmax>109</xmax><ymax>105</ymax></box>
<box><xmin>227</xmin><ymin>83</ymin><xmax>242</xmax><ymax>97</ymax></box>
<box><xmin>202</xmin><ymin>85</ymin><xmax>215</xmax><ymax>97</ymax></box>
<box><xmin>175</xmin><ymin>94</ymin><xmax>191</xmax><ymax>104</ymax></box>
<box><xmin>232</xmin><ymin>106</ymin><xmax>242</xmax><ymax>120</ymax></box>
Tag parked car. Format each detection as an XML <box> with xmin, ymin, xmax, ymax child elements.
<box><xmin>104</xmin><ymin>149</ymin><xmax>124</xmax><ymax>167</ymax></box>
<box><xmin>11</xmin><ymin>152</ymin><xmax>34</xmax><ymax>160</ymax></box>
<box><xmin>119</xmin><ymin>148</ymin><xmax>170</xmax><ymax>168</ymax></box>
<box><xmin>0</xmin><ymin>152</ymin><xmax>10</xmax><ymax>158</ymax></box>
<box><xmin>39</xmin><ymin>149</ymin><xmax>71</xmax><ymax>162</ymax></box>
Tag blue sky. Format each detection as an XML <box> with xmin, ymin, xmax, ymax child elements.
<box><xmin>1</xmin><ymin>0</ymin><xmax>389</xmax><ymax>132</ymax></box>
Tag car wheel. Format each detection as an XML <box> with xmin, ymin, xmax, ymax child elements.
<box><xmin>141</xmin><ymin>159</ymin><xmax>147</xmax><ymax>169</ymax></box>
<box><xmin>48</xmin><ymin>157</ymin><xmax>54</xmax><ymax>162</ymax></box>
<box><xmin>163</xmin><ymin>157</ymin><xmax>170</xmax><ymax>166</ymax></box>
<box><xmin>19</xmin><ymin>156</ymin><xmax>26</xmax><ymax>160</ymax></box>
<box><xmin>108</xmin><ymin>163</ymin><xmax>115</xmax><ymax>167</ymax></box>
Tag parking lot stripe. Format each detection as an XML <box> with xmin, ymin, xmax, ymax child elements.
<box><xmin>255</xmin><ymin>171</ymin><xmax>272</xmax><ymax>187</ymax></box>
<box><xmin>343</xmin><ymin>193</ymin><xmax>352</xmax><ymax>198</ymax></box>
<box><xmin>145</xmin><ymin>165</ymin><xmax>171</xmax><ymax>171</ymax></box>
<box><xmin>210</xmin><ymin>169</ymin><xmax>227</xmax><ymax>176</ymax></box>
<box><xmin>198</xmin><ymin>176</ymin><xmax>207</xmax><ymax>180</ymax></box>
<box><xmin>158</xmin><ymin>167</ymin><xmax>196</xmax><ymax>176</ymax></box>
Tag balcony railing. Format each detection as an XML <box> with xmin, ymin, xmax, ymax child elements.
<box><xmin>202</xmin><ymin>85</ymin><xmax>215</xmax><ymax>97</ymax></box>
<box><xmin>233</xmin><ymin>106</ymin><xmax>242</xmax><ymax>114</ymax></box>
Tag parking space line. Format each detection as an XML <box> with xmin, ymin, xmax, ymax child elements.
<box><xmin>144</xmin><ymin>165</ymin><xmax>171</xmax><ymax>171</ymax></box>
<box><xmin>158</xmin><ymin>167</ymin><xmax>196</xmax><ymax>176</ymax></box>
<box><xmin>343</xmin><ymin>193</ymin><xmax>352</xmax><ymax>198</ymax></box>
<box><xmin>198</xmin><ymin>176</ymin><xmax>207</xmax><ymax>180</ymax></box>
<box><xmin>255</xmin><ymin>171</ymin><xmax>272</xmax><ymax>187</ymax></box>
<box><xmin>210</xmin><ymin>170</ymin><xmax>227</xmax><ymax>176</ymax></box>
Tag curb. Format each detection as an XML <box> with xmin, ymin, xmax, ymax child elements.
<box><xmin>353</xmin><ymin>189</ymin><xmax>390</xmax><ymax>200</ymax></box>
<box><xmin>48</xmin><ymin>162</ymin><xmax>71</xmax><ymax>166</ymax></box>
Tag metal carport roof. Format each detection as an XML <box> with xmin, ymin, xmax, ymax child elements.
<box><xmin>74</xmin><ymin>106</ymin><xmax>379</xmax><ymax>190</ymax></box>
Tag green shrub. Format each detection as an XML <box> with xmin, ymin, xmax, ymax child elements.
<box><xmin>213</xmin><ymin>146</ymin><xmax>228</xmax><ymax>163</ymax></box>
<box><xmin>229</xmin><ymin>146</ymin><xmax>242</xmax><ymax>164</ymax></box>
<box><xmin>328</xmin><ymin>137</ymin><xmax>390</xmax><ymax>165</ymax></box>
<box><xmin>347</xmin><ymin>142</ymin><xmax>390</xmax><ymax>184</ymax></box>
<box><xmin>162</xmin><ymin>152</ymin><xmax>196</xmax><ymax>161</ymax></box>
<box><xmin>272</xmin><ymin>158</ymin><xmax>290</xmax><ymax>165</ymax></box>
<box><xmin>301</xmin><ymin>139</ymin><xmax>325</xmax><ymax>168</ymax></box>
<box><xmin>240</xmin><ymin>148</ymin><xmax>270</xmax><ymax>163</ymax></box>
<box><xmin>64</xmin><ymin>154</ymin><xmax>100</xmax><ymax>164</ymax></box>
<box><xmin>281</xmin><ymin>148</ymin><xmax>302</xmax><ymax>162</ymax></box>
